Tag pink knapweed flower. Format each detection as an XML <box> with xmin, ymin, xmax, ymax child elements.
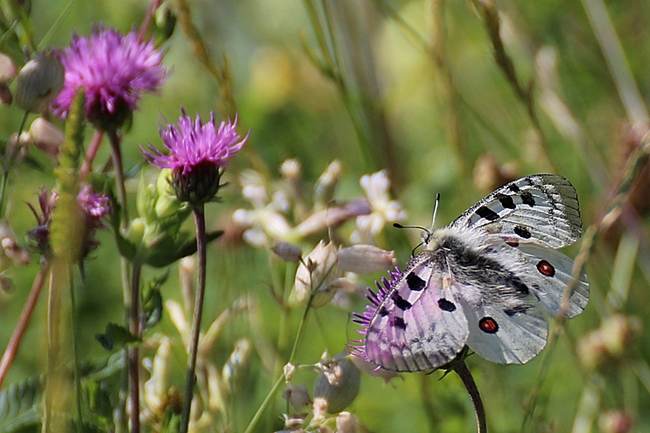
<box><xmin>142</xmin><ymin>109</ymin><xmax>249</xmax><ymax>204</ymax></box>
<box><xmin>51</xmin><ymin>25</ymin><xmax>167</xmax><ymax>130</ymax></box>
<box><xmin>27</xmin><ymin>186</ymin><xmax>111</xmax><ymax>259</ymax></box>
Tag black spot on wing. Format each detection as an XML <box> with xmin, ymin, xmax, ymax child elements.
<box><xmin>378</xmin><ymin>307</ymin><xmax>388</xmax><ymax>316</ymax></box>
<box><xmin>514</xmin><ymin>225</ymin><xmax>532</xmax><ymax>239</ymax></box>
<box><xmin>476</xmin><ymin>206</ymin><xmax>499</xmax><ymax>221</ymax></box>
<box><xmin>497</xmin><ymin>194</ymin><xmax>516</xmax><ymax>209</ymax></box>
<box><xmin>391</xmin><ymin>292</ymin><xmax>412</xmax><ymax>310</ymax></box>
<box><xmin>508</xmin><ymin>184</ymin><xmax>520</xmax><ymax>193</ymax></box>
<box><xmin>406</xmin><ymin>272</ymin><xmax>426</xmax><ymax>291</ymax></box>
<box><xmin>521</xmin><ymin>191</ymin><xmax>535</xmax><ymax>206</ymax></box>
<box><xmin>438</xmin><ymin>299</ymin><xmax>456</xmax><ymax>312</ymax></box>
<box><xmin>391</xmin><ymin>316</ymin><xmax>406</xmax><ymax>330</ymax></box>
<box><xmin>504</xmin><ymin>304</ymin><xmax>531</xmax><ymax>316</ymax></box>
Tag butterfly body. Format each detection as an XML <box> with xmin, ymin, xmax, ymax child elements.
<box><xmin>353</xmin><ymin>174</ymin><xmax>589</xmax><ymax>372</ymax></box>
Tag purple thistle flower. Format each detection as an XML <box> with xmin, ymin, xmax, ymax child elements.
<box><xmin>142</xmin><ymin>109</ymin><xmax>249</xmax><ymax>205</ymax></box>
<box><xmin>27</xmin><ymin>186</ymin><xmax>111</xmax><ymax>259</ymax></box>
<box><xmin>78</xmin><ymin>184</ymin><xmax>111</xmax><ymax>223</ymax></box>
<box><xmin>51</xmin><ymin>25</ymin><xmax>167</xmax><ymax>130</ymax></box>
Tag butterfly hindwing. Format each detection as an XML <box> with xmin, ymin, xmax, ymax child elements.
<box><xmin>459</xmin><ymin>297</ymin><xmax>549</xmax><ymax>364</ymax></box>
<box><xmin>451</xmin><ymin>174</ymin><xmax>582</xmax><ymax>248</ymax></box>
<box><xmin>511</xmin><ymin>242</ymin><xmax>589</xmax><ymax>318</ymax></box>
<box><xmin>364</xmin><ymin>252</ymin><xmax>469</xmax><ymax>372</ymax></box>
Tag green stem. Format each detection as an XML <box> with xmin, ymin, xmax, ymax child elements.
<box><xmin>243</xmin><ymin>282</ymin><xmax>315</xmax><ymax>433</ymax></box>
<box><xmin>180</xmin><ymin>204</ymin><xmax>208</xmax><ymax>433</ymax></box>
<box><xmin>0</xmin><ymin>111</ymin><xmax>29</xmax><ymax>217</ymax></box>
<box><xmin>106</xmin><ymin>128</ymin><xmax>133</xmax><ymax>432</ymax></box>
<box><xmin>128</xmin><ymin>262</ymin><xmax>142</xmax><ymax>433</ymax></box>
<box><xmin>242</xmin><ymin>374</ymin><xmax>285</xmax><ymax>433</ymax></box>
<box><xmin>107</xmin><ymin>129</ymin><xmax>129</xmax><ymax>227</ymax></box>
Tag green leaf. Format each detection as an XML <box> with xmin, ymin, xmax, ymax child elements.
<box><xmin>143</xmin><ymin>288</ymin><xmax>164</xmax><ymax>330</ymax></box>
<box><xmin>0</xmin><ymin>376</ymin><xmax>43</xmax><ymax>433</ymax></box>
<box><xmin>145</xmin><ymin>230</ymin><xmax>223</xmax><ymax>268</ymax></box>
<box><xmin>95</xmin><ymin>323</ymin><xmax>139</xmax><ymax>351</ymax></box>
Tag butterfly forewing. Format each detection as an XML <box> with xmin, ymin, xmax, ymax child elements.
<box><xmin>365</xmin><ymin>252</ymin><xmax>469</xmax><ymax>372</ymax></box>
<box><xmin>451</xmin><ymin>174</ymin><xmax>582</xmax><ymax>248</ymax></box>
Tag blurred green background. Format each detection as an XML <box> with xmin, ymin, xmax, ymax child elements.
<box><xmin>1</xmin><ymin>0</ymin><xmax>650</xmax><ymax>432</ymax></box>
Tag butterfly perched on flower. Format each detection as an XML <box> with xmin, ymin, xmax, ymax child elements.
<box><xmin>352</xmin><ymin>174</ymin><xmax>589</xmax><ymax>372</ymax></box>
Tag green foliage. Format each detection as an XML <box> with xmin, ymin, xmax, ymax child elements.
<box><xmin>0</xmin><ymin>377</ymin><xmax>42</xmax><ymax>433</ymax></box>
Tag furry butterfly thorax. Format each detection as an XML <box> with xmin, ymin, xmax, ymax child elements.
<box><xmin>352</xmin><ymin>174</ymin><xmax>589</xmax><ymax>373</ymax></box>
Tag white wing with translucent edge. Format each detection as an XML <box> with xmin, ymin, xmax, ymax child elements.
<box><xmin>450</xmin><ymin>174</ymin><xmax>582</xmax><ymax>249</ymax></box>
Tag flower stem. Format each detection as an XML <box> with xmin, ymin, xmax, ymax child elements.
<box><xmin>138</xmin><ymin>0</ymin><xmax>162</xmax><ymax>40</ymax></box>
<box><xmin>107</xmin><ymin>129</ymin><xmax>129</xmax><ymax>226</ymax></box>
<box><xmin>242</xmin><ymin>374</ymin><xmax>285</xmax><ymax>433</ymax></box>
<box><xmin>80</xmin><ymin>130</ymin><xmax>104</xmax><ymax>179</ymax></box>
<box><xmin>454</xmin><ymin>360</ymin><xmax>487</xmax><ymax>433</ymax></box>
<box><xmin>180</xmin><ymin>204</ymin><xmax>207</xmax><ymax>433</ymax></box>
<box><xmin>106</xmin><ymin>127</ymin><xmax>134</xmax><ymax>432</ymax></box>
<box><xmin>128</xmin><ymin>262</ymin><xmax>142</xmax><ymax>433</ymax></box>
<box><xmin>242</xmin><ymin>285</ymin><xmax>315</xmax><ymax>433</ymax></box>
<box><xmin>0</xmin><ymin>111</ymin><xmax>29</xmax><ymax>218</ymax></box>
<box><xmin>0</xmin><ymin>262</ymin><xmax>50</xmax><ymax>388</ymax></box>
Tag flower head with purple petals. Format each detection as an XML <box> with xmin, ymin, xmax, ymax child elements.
<box><xmin>142</xmin><ymin>110</ymin><xmax>249</xmax><ymax>205</ymax></box>
<box><xmin>51</xmin><ymin>25</ymin><xmax>167</xmax><ymax>130</ymax></box>
<box><xmin>27</xmin><ymin>185</ymin><xmax>111</xmax><ymax>259</ymax></box>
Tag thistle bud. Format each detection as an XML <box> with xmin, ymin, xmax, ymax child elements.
<box><xmin>153</xmin><ymin>2</ymin><xmax>177</xmax><ymax>45</ymax></box>
<box><xmin>313</xmin><ymin>356</ymin><xmax>361</xmax><ymax>414</ymax></box>
<box><xmin>15</xmin><ymin>52</ymin><xmax>64</xmax><ymax>113</ymax></box>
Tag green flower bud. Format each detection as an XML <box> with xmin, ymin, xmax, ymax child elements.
<box><xmin>313</xmin><ymin>355</ymin><xmax>360</xmax><ymax>415</ymax></box>
<box><xmin>153</xmin><ymin>2</ymin><xmax>177</xmax><ymax>45</ymax></box>
<box><xmin>15</xmin><ymin>52</ymin><xmax>64</xmax><ymax>113</ymax></box>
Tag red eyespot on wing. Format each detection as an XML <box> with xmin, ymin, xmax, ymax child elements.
<box><xmin>478</xmin><ymin>317</ymin><xmax>499</xmax><ymax>334</ymax></box>
<box><xmin>506</xmin><ymin>240</ymin><xmax>519</xmax><ymax>247</ymax></box>
<box><xmin>537</xmin><ymin>260</ymin><xmax>555</xmax><ymax>277</ymax></box>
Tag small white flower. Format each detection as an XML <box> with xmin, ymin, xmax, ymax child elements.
<box><xmin>351</xmin><ymin>170</ymin><xmax>405</xmax><ymax>244</ymax></box>
<box><xmin>233</xmin><ymin>169</ymin><xmax>294</xmax><ymax>247</ymax></box>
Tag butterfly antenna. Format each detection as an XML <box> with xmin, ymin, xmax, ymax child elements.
<box><xmin>430</xmin><ymin>193</ymin><xmax>441</xmax><ymax>232</ymax></box>
<box><xmin>393</xmin><ymin>222</ymin><xmax>429</xmax><ymax>254</ymax></box>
